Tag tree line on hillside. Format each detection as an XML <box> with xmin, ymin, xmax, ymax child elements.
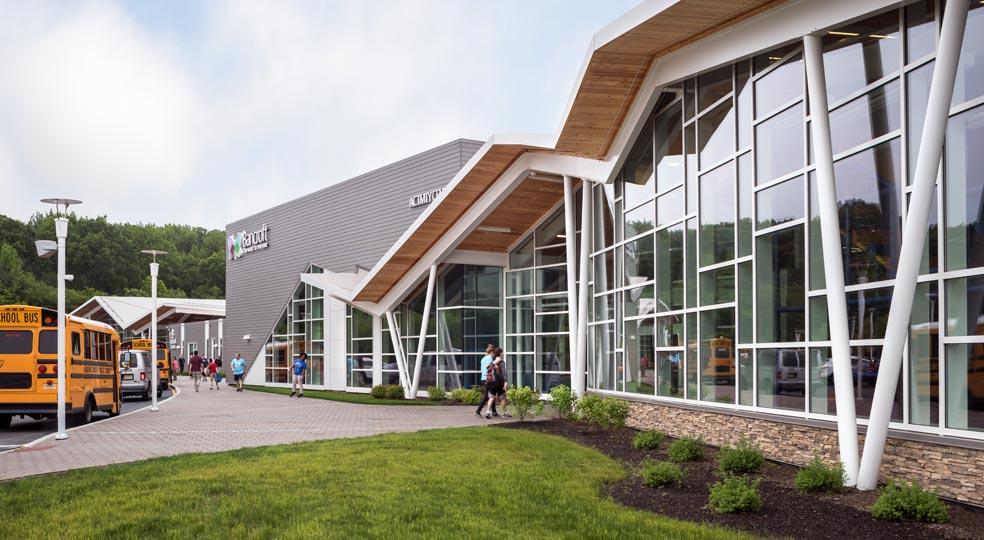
<box><xmin>0</xmin><ymin>213</ymin><xmax>225</xmax><ymax>311</ymax></box>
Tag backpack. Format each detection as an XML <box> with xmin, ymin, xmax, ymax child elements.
<box><xmin>486</xmin><ymin>361</ymin><xmax>502</xmax><ymax>385</ymax></box>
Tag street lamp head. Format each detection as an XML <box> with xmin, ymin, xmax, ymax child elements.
<box><xmin>34</xmin><ymin>240</ymin><xmax>58</xmax><ymax>258</ymax></box>
<box><xmin>140</xmin><ymin>249</ymin><xmax>169</xmax><ymax>263</ymax></box>
<box><xmin>40</xmin><ymin>198</ymin><xmax>83</xmax><ymax>217</ymax></box>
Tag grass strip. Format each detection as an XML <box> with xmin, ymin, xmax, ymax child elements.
<box><xmin>0</xmin><ymin>428</ymin><xmax>756</xmax><ymax>540</ymax></box>
<box><xmin>242</xmin><ymin>384</ymin><xmax>444</xmax><ymax>406</ymax></box>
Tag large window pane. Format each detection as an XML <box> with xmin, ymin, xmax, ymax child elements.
<box><xmin>755</xmin><ymin>104</ymin><xmax>803</xmax><ymax>184</ymax></box>
<box><xmin>945</xmin><ymin>276</ymin><xmax>984</xmax><ymax>337</ymax></box>
<box><xmin>737</xmin><ymin>152</ymin><xmax>754</xmax><ymax>256</ymax></box>
<box><xmin>624</xmin><ymin>235</ymin><xmax>654</xmax><ymax>285</ymax></box>
<box><xmin>945</xmin><ymin>105</ymin><xmax>984</xmax><ymax>271</ymax></box>
<box><xmin>625</xmin><ymin>318</ymin><xmax>654</xmax><ymax>395</ymax></box>
<box><xmin>909</xmin><ymin>281</ymin><xmax>939</xmax><ymax>427</ymax></box>
<box><xmin>507</xmin><ymin>270</ymin><xmax>532</xmax><ymax>297</ymax></box>
<box><xmin>952</xmin><ymin>3</ymin><xmax>984</xmax><ymax>107</ymax></box>
<box><xmin>907</xmin><ymin>61</ymin><xmax>933</xmax><ymax>184</ymax></box>
<box><xmin>507</xmin><ymin>298</ymin><xmax>533</xmax><ymax>334</ymax></box>
<box><xmin>698</xmin><ymin>65</ymin><xmax>733</xmax><ymax>111</ymax></box>
<box><xmin>757</xmin><ymin>348</ymin><xmax>806</xmax><ymax>412</ymax></box>
<box><xmin>656</xmin><ymin>315</ymin><xmax>684</xmax><ymax>348</ymax></box>
<box><xmin>656</xmin><ymin>187</ymin><xmax>684</xmax><ymax>227</ymax></box>
<box><xmin>655</xmin><ymin>224</ymin><xmax>684</xmax><ymax>312</ymax></box>
<box><xmin>945</xmin><ymin>343</ymin><xmax>984</xmax><ymax>432</ymax></box>
<box><xmin>655</xmin><ymin>102</ymin><xmax>685</xmax><ymax>193</ymax></box>
<box><xmin>590</xmin><ymin>323</ymin><xmax>617</xmax><ymax>391</ymax></box>
<box><xmin>510</xmin><ymin>237</ymin><xmax>534</xmax><ymax>269</ymax></box>
<box><xmin>847</xmin><ymin>286</ymin><xmax>892</xmax><ymax>340</ymax></box>
<box><xmin>755</xmin><ymin>55</ymin><xmax>802</xmax><ymax>118</ymax></box>
<box><xmin>698</xmin><ymin>100</ymin><xmax>735</xmax><ymax>169</ymax></box>
<box><xmin>686</xmin><ymin>312</ymin><xmax>698</xmax><ymax>399</ymax></box>
<box><xmin>822</xmin><ymin>13</ymin><xmax>900</xmax><ymax>104</ymax></box>
<box><xmin>808</xmin><ymin>173</ymin><xmax>825</xmax><ymax>290</ymax></box>
<box><xmin>851</xmin><ymin>345</ymin><xmax>902</xmax><ymax>421</ymax></box>
<box><xmin>700</xmin><ymin>266</ymin><xmax>735</xmax><ymax>306</ymax></box>
<box><xmin>738</xmin><ymin>261</ymin><xmax>753</xmax><ymax>344</ymax></box>
<box><xmin>756</xmin><ymin>176</ymin><xmax>804</xmax><ymax>229</ymax></box>
<box><xmin>737</xmin><ymin>61</ymin><xmax>752</xmax><ymax>149</ymax></box>
<box><xmin>536</xmin><ymin>210</ymin><xmax>566</xmax><ymax>248</ymax></box>
<box><xmin>699</xmin><ymin>162</ymin><xmax>735</xmax><ymax>266</ymax></box>
<box><xmin>624</xmin><ymin>200</ymin><xmax>655</xmax><ymax>239</ymax></box>
<box><xmin>537</xmin><ymin>268</ymin><xmax>566</xmax><ymax>294</ymax></box>
<box><xmin>624</xmin><ymin>285</ymin><xmax>654</xmax><ymax>319</ymax></box>
<box><xmin>906</xmin><ymin>1</ymin><xmax>936</xmax><ymax>62</ymax></box>
<box><xmin>834</xmin><ymin>138</ymin><xmax>903</xmax><ymax>285</ymax></box>
<box><xmin>686</xmin><ymin>218</ymin><xmax>697</xmax><ymax>307</ymax></box>
<box><xmin>757</xmin><ymin>226</ymin><xmax>805</xmax><ymax>343</ymax></box>
<box><xmin>657</xmin><ymin>351</ymin><xmax>684</xmax><ymax>398</ymax></box>
<box><xmin>829</xmin><ymin>80</ymin><xmax>900</xmax><ymax>155</ymax></box>
<box><xmin>623</xmin><ymin>119</ymin><xmax>655</xmax><ymax>210</ymax></box>
<box><xmin>699</xmin><ymin>308</ymin><xmax>735</xmax><ymax>403</ymax></box>
<box><xmin>810</xmin><ymin>347</ymin><xmax>834</xmax><ymax>415</ymax></box>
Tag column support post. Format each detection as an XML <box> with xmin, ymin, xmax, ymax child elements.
<box><xmin>803</xmin><ymin>33</ymin><xmax>859</xmax><ymax>486</ymax></box>
<box><xmin>410</xmin><ymin>264</ymin><xmax>437</xmax><ymax>397</ymax></box>
<box><xmin>563</xmin><ymin>176</ymin><xmax>580</xmax><ymax>381</ymax></box>
<box><xmin>857</xmin><ymin>0</ymin><xmax>970</xmax><ymax>490</ymax></box>
<box><xmin>385</xmin><ymin>310</ymin><xmax>411</xmax><ymax>397</ymax></box>
<box><xmin>573</xmin><ymin>182</ymin><xmax>592</xmax><ymax>397</ymax></box>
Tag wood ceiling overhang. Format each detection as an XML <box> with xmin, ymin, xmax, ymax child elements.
<box><xmin>555</xmin><ymin>0</ymin><xmax>788</xmax><ymax>158</ymax></box>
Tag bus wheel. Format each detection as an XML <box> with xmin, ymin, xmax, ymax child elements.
<box><xmin>0</xmin><ymin>414</ymin><xmax>11</xmax><ymax>429</ymax></box>
<box><xmin>77</xmin><ymin>395</ymin><xmax>94</xmax><ymax>425</ymax></box>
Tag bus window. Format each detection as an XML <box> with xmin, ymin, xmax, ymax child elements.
<box><xmin>0</xmin><ymin>331</ymin><xmax>32</xmax><ymax>354</ymax></box>
<box><xmin>72</xmin><ymin>332</ymin><xmax>81</xmax><ymax>356</ymax></box>
<box><xmin>39</xmin><ymin>330</ymin><xmax>57</xmax><ymax>354</ymax></box>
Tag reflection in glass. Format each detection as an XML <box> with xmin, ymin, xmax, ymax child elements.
<box><xmin>656</xmin><ymin>315</ymin><xmax>684</xmax><ymax>347</ymax></box>
<box><xmin>738</xmin><ymin>152</ymin><xmax>754</xmax><ymax>256</ymax></box>
<box><xmin>907</xmin><ymin>62</ymin><xmax>933</xmax><ymax>184</ymax></box>
<box><xmin>623</xmin><ymin>118</ymin><xmax>655</xmax><ymax>210</ymax></box>
<box><xmin>656</xmin><ymin>187</ymin><xmax>684</xmax><ymax>228</ymax></box>
<box><xmin>536</xmin><ymin>313</ymin><xmax>568</xmax><ymax>334</ymax></box>
<box><xmin>686</xmin><ymin>218</ymin><xmax>697</xmax><ymax>307</ymax></box>
<box><xmin>822</xmin><ymin>13</ymin><xmax>900</xmax><ymax>104</ymax></box>
<box><xmin>738</xmin><ymin>262</ymin><xmax>753</xmax><ymax>343</ymax></box>
<box><xmin>538</xmin><ymin>335</ymin><xmax>569</xmax><ymax>372</ymax></box>
<box><xmin>809</xmin><ymin>347</ymin><xmax>834</xmax><ymax>415</ymax></box>
<box><xmin>953</xmin><ymin>4</ymin><xmax>984</xmax><ymax>107</ymax></box>
<box><xmin>738</xmin><ymin>349</ymin><xmax>754</xmax><ymax>406</ymax></box>
<box><xmin>737</xmin><ymin>60</ymin><xmax>752</xmax><ymax>149</ymax></box>
<box><xmin>755</xmin><ymin>55</ymin><xmax>802</xmax><ymax>118</ymax></box>
<box><xmin>756</xmin><ymin>226</ymin><xmax>805</xmax><ymax>343</ymax></box>
<box><xmin>906</xmin><ymin>1</ymin><xmax>936</xmax><ymax>63</ymax></box>
<box><xmin>847</xmin><ymin>286</ymin><xmax>891</xmax><ymax>340</ymax></box>
<box><xmin>507</xmin><ymin>270</ymin><xmax>532</xmax><ymax>297</ymax></box>
<box><xmin>909</xmin><ymin>281</ymin><xmax>939</xmax><ymax>427</ymax></box>
<box><xmin>915</xmin><ymin>189</ymin><xmax>938</xmax><ymax>275</ymax></box>
<box><xmin>829</xmin><ymin>80</ymin><xmax>900</xmax><ymax>155</ymax></box>
<box><xmin>657</xmin><ymin>351</ymin><xmax>684</xmax><ymax>398</ymax></box>
<box><xmin>834</xmin><ymin>138</ymin><xmax>902</xmax><ymax>285</ymax></box>
<box><xmin>625</xmin><ymin>318</ymin><xmax>654</xmax><ymax>395</ymax></box>
<box><xmin>945</xmin><ymin>343</ymin><xmax>984</xmax><ymax>432</ymax></box>
<box><xmin>656</xmin><ymin>224</ymin><xmax>684</xmax><ymax>312</ymax></box>
<box><xmin>699</xmin><ymin>308</ymin><xmax>736</xmax><ymax>404</ymax></box>
<box><xmin>698</xmin><ymin>65</ymin><xmax>733</xmax><ymax>111</ymax></box>
<box><xmin>945</xmin><ymin>276</ymin><xmax>984</xmax><ymax>337</ymax></box>
<box><xmin>624</xmin><ymin>235</ymin><xmax>654</xmax><ymax>285</ymax></box>
<box><xmin>537</xmin><ymin>209</ymin><xmax>566</xmax><ymax>247</ymax></box>
<box><xmin>850</xmin><ymin>345</ymin><xmax>902</xmax><ymax>421</ymax></box>
<box><xmin>944</xmin><ymin>106</ymin><xmax>984</xmax><ymax>271</ymax></box>
<box><xmin>758</xmin><ymin>348</ymin><xmax>806</xmax><ymax>412</ymax></box>
<box><xmin>700</xmin><ymin>266</ymin><xmax>735</xmax><ymax>306</ymax></box>
<box><xmin>755</xmin><ymin>104</ymin><xmax>803</xmax><ymax>184</ymax></box>
<box><xmin>655</xmin><ymin>103</ymin><xmax>685</xmax><ymax>193</ymax></box>
<box><xmin>623</xmin><ymin>285</ymin><xmax>654</xmax><ymax>319</ymax></box>
<box><xmin>591</xmin><ymin>323</ymin><xmax>617</xmax><ymax>391</ymax></box>
<box><xmin>810</xmin><ymin>295</ymin><xmax>829</xmax><ymax>341</ymax></box>
<box><xmin>808</xmin><ymin>173</ymin><xmax>825</xmax><ymax>290</ymax></box>
<box><xmin>624</xmin><ymin>200</ymin><xmax>655</xmax><ymax>239</ymax></box>
<box><xmin>537</xmin><ymin>268</ymin><xmax>567</xmax><ymax>294</ymax></box>
<box><xmin>699</xmin><ymin>162</ymin><xmax>735</xmax><ymax>266</ymax></box>
<box><xmin>686</xmin><ymin>312</ymin><xmax>697</xmax><ymax>399</ymax></box>
<box><xmin>698</xmin><ymin>100</ymin><xmax>735</xmax><ymax>169</ymax></box>
<box><xmin>756</xmin><ymin>176</ymin><xmax>804</xmax><ymax>229</ymax></box>
<box><xmin>686</xmin><ymin>124</ymin><xmax>697</xmax><ymax>213</ymax></box>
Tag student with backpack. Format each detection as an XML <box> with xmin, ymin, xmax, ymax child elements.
<box><xmin>482</xmin><ymin>347</ymin><xmax>510</xmax><ymax>419</ymax></box>
<box><xmin>475</xmin><ymin>344</ymin><xmax>498</xmax><ymax>418</ymax></box>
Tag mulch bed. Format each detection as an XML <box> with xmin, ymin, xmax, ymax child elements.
<box><xmin>501</xmin><ymin>419</ymin><xmax>984</xmax><ymax>540</ymax></box>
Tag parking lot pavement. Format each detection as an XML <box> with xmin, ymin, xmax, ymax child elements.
<box><xmin>0</xmin><ymin>377</ymin><xmax>503</xmax><ymax>480</ymax></box>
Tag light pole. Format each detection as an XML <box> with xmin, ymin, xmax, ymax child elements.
<box><xmin>39</xmin><ymin>198</ymin><xmax>82</xmax><ymax>441</ymax></box>
<box><xmin>141</xmin><ymin>250</ymin><xmax>168</xmax><ymax>412</ymax></box>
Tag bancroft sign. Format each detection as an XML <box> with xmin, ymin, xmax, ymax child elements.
<box><xmin>409</xmin><ymin>189</ymin><xmax>442</xmax><ymax>208</ymax></box>
<box><xmin>228</xmin><ymin>224</ymin><xmax>269</xmax><ymax>260</ymax></box>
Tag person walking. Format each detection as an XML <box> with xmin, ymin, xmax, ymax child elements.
<box><xmin>188</xmin><ymin>350</ymin><xmax>204</xmax><ymax>392</ymax></box>
<box><xmin>231</xmin><ymin>353</ymin><xmax>246</xmax><ymax>392</ymax></box>
<box><xmin>178</xmin><ymin>356</ymin><xmax>185</xmax><ymax>377</ymax></box>
<box><xmin>208</xmin><ymin>358</ymin><xmax>220</xmax><ymax>390</ymax></box>
<box><xmin>475</xmin><ymin>344</ymin><xmax>498</xmax><ymax>417</ymax></box>
<box><xmin>170</xmin><ymin>357</ymin><xmax>179</xmax><ymax>386</ymax></box>
<box><xmin>290</xmin><ymin>352</ymin><xmax>307</xmax><ymax>398</ymax></box>
<box><xmin>483</xmin><ymin>347</ymin><xmax>510</xmax><ymax>419</ymax></box>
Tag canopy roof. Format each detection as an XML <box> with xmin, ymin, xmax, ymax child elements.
<box><xmin>71</xmin><ymin>297</ymin><xmax>225</xmax><ymax>332</ymax></box>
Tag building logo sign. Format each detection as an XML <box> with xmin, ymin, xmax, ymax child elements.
<box><xmin>228</xmin><ymin>224</ymin><xmax>269</xmax><ymax>260</ymax></box>
<box><xmin>409</xmin><ymin>189</ymin><xmax>442</xmax><ymax>208</ymax></box>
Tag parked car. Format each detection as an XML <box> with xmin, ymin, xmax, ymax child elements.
<box><xmin>119</xmin><ymin>350</ymin><xmax>154</xmax><ymax>400</ymax></box>
<box><xmin>775</xmin><ymin>349</ymin><xmax>805</xmax><ymax>395</ymax></box>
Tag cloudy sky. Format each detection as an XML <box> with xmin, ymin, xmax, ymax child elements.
<box><xmin>0</xmin><ymin>0</ymin><xmax>639</xmax><ymax>230</ymax></box>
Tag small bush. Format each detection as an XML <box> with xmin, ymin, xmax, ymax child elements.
<box><xmin>633</xmin><ymin>430</ymin><xmax>664</xmax><ymax>450</ymax></box>
<box><xmin>668</xmin><ymin>436</ymin><xmax>704</xmax><ymax>463</ymax></box>
<box><xmin>449</xmin><ymin>388</ymin><xmax>482</xmax><ymax>405</ymax></box>
<box><xmin>549</xmin><ymin>385</ymin><xmax>578</xmax><ymax>419</ymax></box>
<box><xmin>708</xmin><ymin>476</ymin><xmax>762</xmax><ymax>513</ymax></box>
<box><xmin>505</xmin><ymin>385</ymin><xmax>545</xmax><ymax>421</ymax></box>
<box><xmin>384</xmin><ymin>384</ymin><xmax>405</xmax><ymax>400</ymax></box>
<box><xmin>717</xmin><ymin>437</ymin><xmax>764</xmax><ymax>475</ymax></box>
<box><xmin>794</xmin><ymin>455</ymin><xmax>846</xmax><ymax>494</ymax></box>
<box><xmin>575</xmin><ymin>394</ymin><xmax>631</xmax><ymax>429</ymax></box>
<box><xmin>870</xmin><ymin>480</ymin><xmax>948</xmax><ymax>523</ymax></box>
<box><xmin>426</xmin><ymin>386</ymin><xmax>446</xmax><ymax>401</ymax></box>
<box><xmin>370</xmin><ymin>385</ymin><xmax>388</xmax><ymax>399</ymax></box>
<box><xmin>642</xmin><ymin>460</ymin><xmax>683</xmax><ymax>488</ymax></box>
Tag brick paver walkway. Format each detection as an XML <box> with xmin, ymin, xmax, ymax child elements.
<box><xmin>0</xmin><ymin>377</ymin><xmax>506</xmax><ymax>480</ymax></box>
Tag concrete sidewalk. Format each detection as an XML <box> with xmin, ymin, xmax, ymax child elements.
<box><xmin>0</xmin><ymin>376</ymin><xmax>506</xmax><ymax>480</ymax></box>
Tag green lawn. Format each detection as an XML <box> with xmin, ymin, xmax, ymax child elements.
<box><xmin>242</xmin><ymin>385</ymin><xmax>444</xmax><ymax>406</ymax></box>
<box><xmin>0</xmin><ymin>428</ymin><xmax>756</xmax><ymax>540</ymax></box>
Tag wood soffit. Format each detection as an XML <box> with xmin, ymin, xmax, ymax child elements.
<box><xmin>556</xmin><ymin>0</ymin><xmax>789</xmax><ymax>158</ymax></box>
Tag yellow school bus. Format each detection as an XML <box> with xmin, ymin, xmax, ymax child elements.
<box><xmin>0</xmin><ymin>305</ymin><xmax>121</xmax><ymax>428</ymax></box>
<box><xmin>120</xmin><ymin>339</ymin><xmax>170</xmax><ymax>397</ymax></box>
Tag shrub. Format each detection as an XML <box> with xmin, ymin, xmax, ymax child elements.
<box><xmin>384</xmin><ymin>384</ymin><xmax>405</xmax><ymax>400</ymax></box>
<box><xmin>668</xmin><ymin>436</ymin><xmax>704</xmax><ymax>463</ymax></box>
<box><xmin>708</xmin><ymin>476</ymin><xmax>762</xmax><ymax>513</ymax></box>
<box><xmin>633</xmin><ymin>430</ymin><xmax>664</xmax><ymax>450</ymax></box>
<box><xmin>505</xmin><ymin>386</ymin><xmax>545</xmax><ymax>421</ymax></box>
<box><xmin>575</xmin><ymin>394</ymin><xmax>631</xmax><ymax>429</ymax></box>
<box><xmin>426</xmin><ymin>386</ymin><xmax>446</xmax><ymax>401</ymax></box>
<box><xmin>794</xmin><ymin>455</ymin><xmax>846</xmax><ymax>494</ymax></box>
<box><xmin>717</xmin><ymin>437</ymin><xmax>764</xmax><ymax>475</ymax></box>
<box><xmin>449</xmin><ymin>388</ymin><xmax>482</xmax><ymax>405</ymax></box>
<box><xmin>370</xmin><ymin>385</ymin><xmax>388</xmax><ymax>399</ymax></box>
<box><xmin>870</xmin><ymin>480</ymin><xmax>948</xmax><ymax>523</ymax></box>
<box><xmin>549</xmin><ymin>385</ymin><xmax>578</xmax><ymax>419</ymax></box>
<box><xmin>642</xmin><ymin>460</ymin><xmax>683</xmax><ymax>488</ymax></box>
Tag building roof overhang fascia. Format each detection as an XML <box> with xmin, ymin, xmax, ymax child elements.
<box><xmin>73</xmin><ymin>296</ymin><xmax>226</xmax><ymax>332</ymax></box>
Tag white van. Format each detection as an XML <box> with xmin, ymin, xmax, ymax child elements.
<box><xmin>119</xmin><ymin>350</ymin><xmax>154</xmax><ymax>400</ymax></box>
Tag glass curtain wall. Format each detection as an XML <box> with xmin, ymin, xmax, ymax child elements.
<box><xmin>264</xmin><ymin>265</ymin><xmax>325</xmax><ymax>386</ymax></box>
<box><xmin>587</xmin><ymin>0</ymin><xmax>984</xmax><ymax>439</ymax></box>
<box><xmin>437</xmin><ymin>265</ymin><xmax>502</xmax><ymax>391</ymax></box>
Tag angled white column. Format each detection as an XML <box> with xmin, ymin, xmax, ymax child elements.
<box><xmin>573</xmin><ymin>182</ymin><xmax>593</xmax><ymax>397</ymax></box>
<box><xmin>857</xmin><ymin>0</ymin><xmax>970</xmax><ymax>490</ymax></box>
<box><xmin>385</xmin><ymin>310</ymin><xmax>411</xmax><ymax>397</ymax></box>
<box><xmin>803</xmin><ymin>33</ymin><xmax>859</xmax><ymax>486</ymax></box>
<box><xmin>410</xmin><ymin>264</ymin><xmax>437</xmax><ymax>397</ymax></box>
<box><xmin>563</xmin><ymin>176</ymin><xmax>580</xmax><ymax>385</ymax></box>
<box><xmin>371</xmin><ymin>314</ymin><xmax>383</xmax><ymax>386</ymax></box>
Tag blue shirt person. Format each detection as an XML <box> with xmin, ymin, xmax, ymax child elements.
<box><xmin>290</xmin><ymin>352</ymin><xmax>308</xmax><ymax>398</ymax></box>
<box><xmin>231</xmin><ymin>354</ymin><xmax>247</xmax><ymax>392</ymax></box>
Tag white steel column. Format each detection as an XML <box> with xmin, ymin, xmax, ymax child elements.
<box><xmin>803</xmin><ymin>33</ymin><xmax>859</xmax><ymax>486</ymax></box>
<box><xmin>149</xmin><ymin>263</ymin><xmax>160</xmax><ymax>411</ymax></box>
<box><xmin>563</xmin><ymin>176</ymin><xmax>580</xmax><ymax>373</ymax></box>
<box><xmin>857</xmin><ymin>0</ymin><xmax>970</xmax><ymax>490</ymax></box>
<box><xmin>385</xmin><ymin>310</ymin><xmax>411</xmax><ymax>397</ymax></box>
<box><xmin>54</xmin><ymin>218</ymin><xmax>68</xmax><ymax>440</ymax></box>
<box><xmin>573</xmin><ymin>182</ymin><xmax>592</xmax><ymax>396</ymax></box>
<box><xmin>410</xmin><ymin>265</ymin><xmax>437</xmax><ymax>397</ymax></box>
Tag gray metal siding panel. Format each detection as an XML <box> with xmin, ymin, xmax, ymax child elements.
<box><xmin>225</xmin><ymin>139</ymin><xmax>482</xmax><ymax>374</ymax></box>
